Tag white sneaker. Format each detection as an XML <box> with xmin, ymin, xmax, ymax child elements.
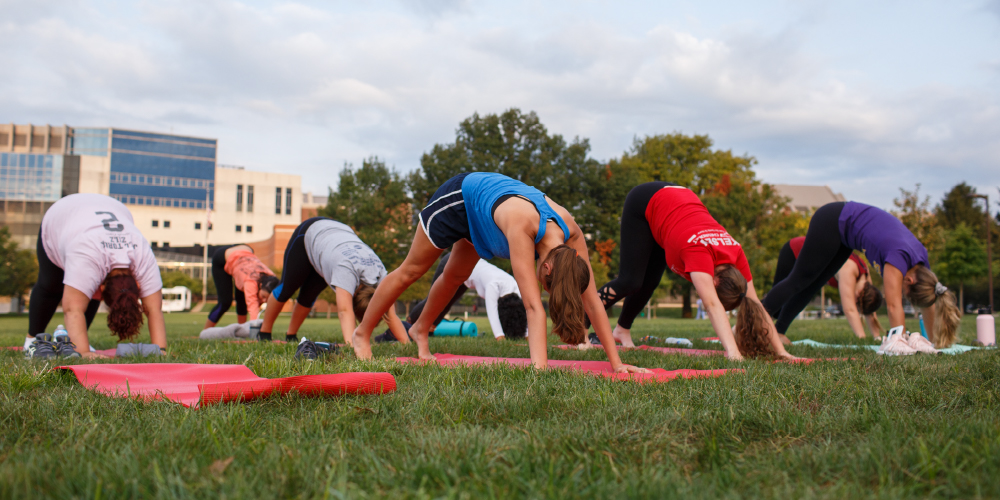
<box><xmin>877</xmin><ymin>331</ymin><xmax>917</xmax><ymax>356</ymax></box>
<box><xmin>906</xmin><ymin>333</ymin><xmax>938</xmax><ymax>354</ymax></box>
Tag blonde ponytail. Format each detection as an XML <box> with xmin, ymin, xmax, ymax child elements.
<box><xmin>909</xmin><ymin>265</ymin><xmax>961</xmax><ymax>348</ymax></box>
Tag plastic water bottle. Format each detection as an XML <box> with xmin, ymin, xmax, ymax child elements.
<box><xmin>53</xmin><ymin>324</ymin><xmax>68</xmax><ymax>343</ymax></box>
<box><xmin>664</xmin><ymin>337</ymin><xmax>694</xmax><ymax>347</ymax></box>
<box><xmin>977</xmin><ymin>308</ymin><xmax>996</xmax><ymax>347</ymax></box>
<box><xmin>918</xmin><ymin>314</ymin><xmax>927</xmax><ymax>339</ymax></box>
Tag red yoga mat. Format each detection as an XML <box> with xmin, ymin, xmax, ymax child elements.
<box><xmin>56</xmin><ymin>363</ymin><xmax>397</xmax><ymax>407</ymax></box>
<box><xmin>396</xmin><ymin>354</ymin><xmax>741</xmax><ymax>384</ymax></box>
<box><xmin>553</xmin><ymin>344</ymin><xmax>723</xmax><ymax>357</ymax></box>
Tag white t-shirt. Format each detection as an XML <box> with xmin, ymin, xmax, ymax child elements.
<box><xmin>304</xmin><ymin>220</ymin><xmax>387</xmax><ymax>294</ymax></box>
<box><xmin>41</xmin><ymin>193</ymin><xmax>162</xmax><ymax>298</ymax></box>
<box><xmin>463</xmin><ymin>260</ymin><xmax>523</xmax><ymax>338</ymax></box>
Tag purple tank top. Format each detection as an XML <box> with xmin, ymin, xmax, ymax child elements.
<box><xmin>838</xmin><ymin>202</ymin><xmax>929</xmax><ymax>274</ymax></box>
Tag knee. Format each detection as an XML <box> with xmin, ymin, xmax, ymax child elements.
<box><xmin>396</xmin><ymin>264</ymin><xmax>427</xmax><ymax>284</ymax></box>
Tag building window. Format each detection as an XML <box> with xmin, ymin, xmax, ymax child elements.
<box><xmin>235</xmin><ymin>225</ymin><xmax>242</xmax><ymax>232</ymax></box>
<box><xmin>285</xmin><ymin>187</ymin><xmax>292</xmax><ymax>215</ymax></box>
<box><xmin>236</xmin><ymin>184</ymin><xmax>243</xmax><ymax>212</ymax></box>
<box><xmin>275</xmin><ymin>187</ymin><xmax>282</xmax><ymax>214</ymax></box>
<box><xmin>151</xmin><ymin>242</ymin><xmax>157</xmax><ymax>248</ymax></box>
<box><xmin>162</xmin><ymin>242</ymin><xmax>170</xmax><ymax>248</ymax></box>
<box><xmin>164</xmin><ymin>220</ymin><xmax>171</xmax><ymax>228</ymax></box>
<box><xmin>151</xmin><ymin>220</ymin><xmax>159</xmax><ymax>228</ymax></box>
<box><xmin>194</xmin><ymin>222</ymin><xmax>201</xmax><ymax>230</ymax></box>
<box><xmin>246</xmin><ymin>225</ymin><xmax>253</xmax><ymax>233</ymax></box>
<box><xmin>247</xmin><ymin>185</ymin><xmax>254</xmax><ymax>213</ymax></box>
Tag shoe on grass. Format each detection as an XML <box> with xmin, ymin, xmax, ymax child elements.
<box><xmin>877</xmin><ymin>332</ymin><xmax>917</xmax><ymax>356</ymax></box>
<box><xmin>25</xmin><ymin>334</ymin><xmax>57</xmax><ymax>359</ymax></box>
<box><xmin>54</xmin><ymin>336</ymin><xmax>81</xmax><ymax>358</ymax></box>
<box><xmin>906</xmin><ymin>333</ymin><xmax>938</xmax><ymax>354</ymax></box>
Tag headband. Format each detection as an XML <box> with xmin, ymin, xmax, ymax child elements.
<box><xmin>934</xmin><ymin>282</ymin><xmax>948</xmax><ymax>296</ymax></box>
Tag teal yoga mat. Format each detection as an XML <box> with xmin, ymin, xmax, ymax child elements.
<box><xmin>434</xmin><ymin>319</ymin><xmax>478</xmax><ymax>337</ymax></box>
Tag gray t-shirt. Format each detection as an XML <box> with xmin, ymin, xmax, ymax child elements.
<box><xmin>304</xmin><ymin>220</ymin><xmax>387</xmax><ymax>295</ymax></box>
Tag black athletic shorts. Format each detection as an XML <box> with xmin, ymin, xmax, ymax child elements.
<box><xmin>418</xmin><ymin>173</ymin><xmax>471</xmax><ymax>250</ymax></box>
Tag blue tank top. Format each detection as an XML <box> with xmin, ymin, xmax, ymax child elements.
<box><xmin>838</xmin><ymin>201</ymin><xmax>929</xmax><ymax>274</ymax></box>
<box><xmin>461</xmin><ymin>173</ymin><xmax>571</xmax><ymax>259</ymax></box>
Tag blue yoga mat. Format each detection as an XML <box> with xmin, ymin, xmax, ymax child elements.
<box><xmin>434</xmin><ymin>319</ymin><xmax>478</xmax><ymax>337</ymax></box>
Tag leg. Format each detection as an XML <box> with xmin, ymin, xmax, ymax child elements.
<box><xmin>234</xmin><ymin>287</ymin><xmax>248</xmax><ymax>323</ymax></box>
<box><xmin>353</xmin><ymin>226</ymin><xmax>443</xmax><ymax>359</ymax></box>
<box><xmin>614</xmin><ymin>247</ymin><xmax>668</xmax><ymax>346</ymax></box>
<box><xmin>206</xmin><ymin>247</ymin><xmax>234</xmax><ymax>328</ymax></box>
<box><xmin>28</xmin><ymin>232</ymin><xmax>64</xmax><ymax>337</ymax></box>
<box><xmin>260</xmin><ymin>224</ymin><xmax>314</xmax><ymax>337</ymax></box>
<box><xmin>409</xmin><ymin>239</ymin><xmax>480</xmax><ymax>359</ymax></box>
<box><xmin>773</xmin><ymin>246</ymin><xmax>853</xmax><ymax>334</ymax></box>
<box><xmin>406</xmin><ymin>252</ymin><xmax>452</xmax><ymax>323</ymax></box>
<box><xmin>772</xmin><ymin>241</ymin><xmax>796</xmax><ymax>286</ymax></box>
<box><xmin>287</xmin><ymin>272</ymin><xmax>328</xmax><ymax>339</ymax></box>
<box><xmin>595</xmin><ymin>183</ymin><xmax>665</xmax><ymax>314</ymax></box>
<box><xmin>431</xmin><ymin>285</ymin><xmax>469</xmax><ymax>327</ymax></box>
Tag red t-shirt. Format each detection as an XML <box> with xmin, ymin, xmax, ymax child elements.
<box><xmin>645</xmin><ymin>186</ymin><xmax>752</xmax><ymax>283</ymax></box>
<box><xmin>788</xmin><ymin>236</ymin><xmax>868</xmax><ymax>288</ymax></box>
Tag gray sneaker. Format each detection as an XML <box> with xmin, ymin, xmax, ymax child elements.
<box><xmin>54</xmin><ymin>337</ymin><xmax>81</xmax><ymax>358</ymax></box>
<box><xmin>25</xmin><ymin>334</ymin><xmax>57</xmax><ymax>359</ymax></box>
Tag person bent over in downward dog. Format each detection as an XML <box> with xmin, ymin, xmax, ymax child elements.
<box><xmin>352</xmin><ymin>172</ymin><xmax>645</xmax><ymax>373</ymax></box>
<box><xmin>257</xmin><ymin>217</ymin><xmax>409</xmax><ymax>344</ymax></box>
<box><xmin>26</xmin><ymin>193</ymin><xmax>166</xmax><ymax>358</ymax></box>
<box><xmin>595</xmin><ymin>182</ymin><xmax>796</xmax><ymax>360</ymax></box>
<box><xmin>763</xmin><ymin>201</ymin><xmax>960</xmax><ymax>354</ymax></box>
<box><xmin>204</xmin><ymin>244</ymin><xmax>279</xmax><ymax>328</ymax></box>
<box><xmin>773</xmin><ymin>236</ymin><xmax>883</xmax><ymax>344</ymax></box>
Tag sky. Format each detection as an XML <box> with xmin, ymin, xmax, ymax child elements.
<box><xmin>2</xmin><ymin>0</ymin><xmax>999</xmax><ymax>211</ymax></box>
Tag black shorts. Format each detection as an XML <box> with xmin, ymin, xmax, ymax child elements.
<box><xmin>418</xmin><ymin>173</ymin><xmax>472</xmax><ymax>250</ymax></box>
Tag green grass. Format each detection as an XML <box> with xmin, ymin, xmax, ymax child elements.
<box><xmin>1</xmin><ymin>312</ymin><xmax>998</xmax><ymax>498</ymax></box>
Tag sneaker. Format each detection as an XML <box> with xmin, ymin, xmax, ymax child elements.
<box><xmin>294</xmin><ymin>337</ymin><xmax>334</xmax><ymax>361</ymax></box>
<box><xmin>25</xmin><ymin>334</ymin><xmax>57</xmax><ymax>359</ymax></box>
<box><xmin>877</xmin><ymin>332</ymin><xmax>917</xmax><ymax>356</ymax></box>
<box><xmin>906</xmin><ymin>333</ymin><xmax>939</xmax><ymax>354</ymax></box>
<box><xmin>588</xmin><ymin>332</ymin><xmax>601</xmax><ymax>345</ymax></box>
<box><xmin>54</xmin><ymin>337</ymin><xmax>81</xmax><ymax>358</ymax></box>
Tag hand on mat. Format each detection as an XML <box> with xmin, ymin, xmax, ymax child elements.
<box><xmin>615</xmin><ymin>364</ymin><xmax>650</xmax><ymax>374</ymax></box>
<box><xmin>777</xmin><ymin>352</ymin><xmax>801</xmax><ymax>361</ymax></box>
<box><xmin>571</xmin><ymin>342</ymin><xmax>595</xmax><ymax>350</ymax></box>
<box><xmin>82</xmin><ymin>351</ymin><xmax>109</xmax><ymax>359</ymax></box>
<box><xmin>725</xmin><ymin>352</ymin><xmax>744</xmax><ymax>362</ymax></box>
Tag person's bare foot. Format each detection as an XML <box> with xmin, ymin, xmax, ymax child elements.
<box><xmin>778</xmin><ymin>334</ymin><xmax>791</xmax><ymax>346</ymax></box>
<box><xmin>408</xmin><ymin>323</ymin><xmax>436</xmax><ymax>360</ymax></box>
<box><xmin>612</xmin><ymin>325</ymin><xmax>635</xmax><ymax>347</ymax></box>
<box><xmin>351</xmin><ymin>328</ymin><xmax>372</xmax><ymax>359</ymax></box>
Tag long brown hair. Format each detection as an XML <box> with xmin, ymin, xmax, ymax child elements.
<box><xmin>541</xmin><ymin>245</ymin><xmax>590</xmax><ymax>344</ymax></box>
<box><xmin>103</xmin><ymin>272</ymin><xmax>144</xmax><ymax>341</ymax></box>
<box><xmin>909</xmin><ymin>265</ymin><xmax>961</xmax><ymax>348</ymax></box>
<box><xmin>715</xmin><ymin>265</ymin><xmax>774</xmax><ymax>359</ymax></box>
<box><xmin>857</xmin><ymin>282</ymin><xmax>884</xmax><ymax>332</ymax></box>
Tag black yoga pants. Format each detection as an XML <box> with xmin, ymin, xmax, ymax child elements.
<box><xmin>596</xmin><ymin>182</ymin><xmax>674</xmax><ymax>329</ymax></box>
<box><xmin>772</xmin><ymin>241</ymin><xmax>797</xmax><ymax>290</ymax></box>
<box><xmin>272</xmin><ymin>217</ymin><xmax>329</xmax><ymax>308</ymax></box>
<box><xmin>207</xmin><ymin>245</ymin><xmax>248</xmax><ymax>323</ymax></box>
<box><xmin>762</xmin><ymin>202</ymin><xmax>852</xmax><ymax>334</ymax></box>
<box><xmin>28</xmin><ymin>228</ymin><xmax>100</xmax><ymax>336</ymax></box>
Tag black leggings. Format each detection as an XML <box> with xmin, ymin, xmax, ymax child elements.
<box><xmin>596</xmin><ymin>182</ymin><xmax>673</xmax><ymax>329</ymax></box>
<box><xmin>772</xmin><ymin>241</ymin><xmax>797</xmax><ymax>290</ymax></box>
<box><xmin>207</xmin><ymin>245</ymin><xmax>248</xmax><ymax>323</ymax></box>
<box><xmin>28</xmin><ymin>228</ymin><xmax>100</xmax><ymax>336</ymax></box>
<box><xmin>762</xmin><ymin>202</ymin><xmax>852</xmax><ymax>334</ymax></box>
<box><xmin>273</xmin><ymin>217</ymin><xmax>328</xmax><ymax>308</ymax></box>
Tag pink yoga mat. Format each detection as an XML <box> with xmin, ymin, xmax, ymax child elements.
<box><xmin>396</xmin><ymin>354</ymin><xmax>741</xmax><ymax>383</ymax></box>
<box><xmin>57</xmin><ymin>363</ymin><xmax>397</xmax><ymax>407</ymax></box>
<box><xmin>553</xmin><ymin>344</ymin><xmax>723</xmax><ymax>357</ymax></box>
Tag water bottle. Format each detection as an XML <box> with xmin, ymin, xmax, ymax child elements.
<box><xmin>918</xmin><ymin>314</ymin><xmax>927</xmax><ymax>339</ymax></box>
<box><xmin>53</xmin><ymin>324</ymin><xmax>68</xmax><ymax>343</ymax></box>
<box><xmin>664</xmin><ymin>337</ymin><xmax>694</xmax><ymax>347</ymax></box>
<box><xmin>977</xmin><ymin>308</ymin><xmax>996</xmax><ymax>347</ymax></box>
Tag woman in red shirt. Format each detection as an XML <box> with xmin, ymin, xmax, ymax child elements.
<box><xmin>596</xmin><ymin>182</ymin><xmax>795</xmax><ymax>360</ymax></box>
<box><xmin>772</xmin><ymin>236</ymin><xmax>883</xmax><ymax>342</ymax></box>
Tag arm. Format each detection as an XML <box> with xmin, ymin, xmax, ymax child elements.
<box><xmin>483</xmin><ymin>285</ymin><xmax>505</xmax><ymax>338</ymax></box>
<box><xmin>385</xmin><ymin>306</ymin><xmax>410</xmax><ymax>343</ymax></box>
<box><xmin>691</xmin><ymin>272</ymin><xmax>742</xmax><ymax>360</ymax></box>
<box><xmin>922</xmin><ymin>303</ymin><xmax>936</xmax><ymax>344</ymax></box>
<box><xmin>745</xmin><ymin>280</ymin><xmax>794</xmax><ymax>359</ymax></box>
<box><xmin>335</xmin><ymin>287</ymin><xmax>356</xmax><ymax>345</ymax></box>
<box><xmin>62</xmin><ymin>285</ymin><xmax>96</xmax><ymax>357</ymax></box>
<box><xmin>837</xmin><ymin>267</ymin><xmax>867</xmax><ymax>339</ymax></box>
<box><xmin>141</xmin><ymin>291</ymin><xmax>167</xmax><ymax>350</ymax></box>
<box><xmin>882</xmin><ymin>264</ymin><xmax>905</xmax><ymax>330</ymax></box>
<box><xmin>243</xmin><ymin>281</ymin><xmax>261</xmax><ymax>320</ymax></box>
<box><xmin>507</xmin><ymin>231</ymin><xmax>549</xmax><ymax>369</ymax></box>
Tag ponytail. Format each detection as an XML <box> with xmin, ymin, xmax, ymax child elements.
<box><xmin>103</xmin><ymin>272</ymin><xmax>144</xmax><ymax>341</ymax></box>
<box><xmin>715</xmin><ymin>265</ymin><xmax>775</xmax><ymax>359</ymax></box>
<box><xmin>542</xmin><ymin>245</ymin><xmax>590</xmax><ymax>345</ymax></box>
<box><xmin>909</xmin><ymin>265</ymin><xmax>961</xmax><ymax>348</ymax></box>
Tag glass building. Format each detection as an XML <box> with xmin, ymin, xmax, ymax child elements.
<box><xmin>0</xmin><ymin>153</ymin><xmax>64</xmax><ymax>202</ymax></box>
<box><xmin>69</xmin><ymin>128</ymin><xmax>217</xmax><ymax>210</ymax></box>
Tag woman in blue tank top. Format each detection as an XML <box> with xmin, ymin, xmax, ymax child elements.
<box><xmin>352</xmin><ymin>172</ymin><xmax>646</xmax><ymax>373</ymax></box>
<box><xmin>762</xmin><ymin>201</ymin><xmax>961</xmax><ymax>353</ymax></box>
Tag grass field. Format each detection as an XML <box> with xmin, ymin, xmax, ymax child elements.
<box><xmin>1</xmin><ymin>312</ymin><xmax>998</xmax><ymax>498</ymax></box>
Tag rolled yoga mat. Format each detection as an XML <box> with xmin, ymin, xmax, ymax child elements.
<box><xmin>396</xmin><ymin>353</ymin><xmax>742</xmax><ymax>384</ymax></box>
<box><xmin>433</xmin><ymin>319</ymin><xmax>478</xmax><ymax>337</ymax></box>
<box><xmin>56</xmin><ymin>363</ymin><xmax>397</xmax><ymax>407</ymax></box>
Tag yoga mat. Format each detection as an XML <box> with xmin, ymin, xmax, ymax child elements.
<box><xmin>791</xmin><ymin>339</ymin><xmax>986</xmax><ymax>355</ymax></box>
<box><xmin>396</xmin><ymin>354</ymin><xmax>742</xmax><ymax>384</ymax></box>
<box><xmin>553</xmin><ymin>344</ymin><xmax>723</xmax><ymax>357</ymax></box>
<box><xmin>56</xmin><ymin>363</ymin><xmax>397</xmax><ymax>407</ymax></box>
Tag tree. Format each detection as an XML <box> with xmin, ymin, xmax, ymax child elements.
<box><xmin>936</xmin><ymin>182</ymin><xmax>985</xmax><ymax>232</ymax></box>
<box><xmin>891</xmin><ymin>184</ymin><xmax>945</xmax><ymax>260</ymax></box>
<box><xmin>161</xmin><ymin>271</ymin><xmax>203</xmax><ymax>299</ymax></box>
<box><xmin>0</xmin><ymin>228</ymin><xmax>38</xmax><ymax>311</ymax></box>
<box><xmin>937</xmin><ymin>223</ymin><xmax>988</xmax><ymax>311</ymax></box>
<box><xmin>317</xmin><ymin>286</ymin><xmax>337</xmax><ymax>319</ymax></box>
<box><xmin>320</xmin><ymin>157</ymin><xmax>413</xmax><ymax>272</ymax></box>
